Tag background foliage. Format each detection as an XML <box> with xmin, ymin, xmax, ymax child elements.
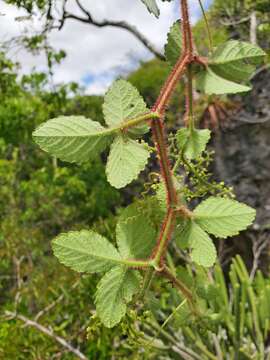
<box><xmin>0</xmin><ymin>0</ymin><xmax>270</xmax><ymax>358</ymax></box>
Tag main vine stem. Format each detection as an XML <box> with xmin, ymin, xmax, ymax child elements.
<box><xmin>147</xmin><ymin>0</ymin><xmax>198</xmax><ymax>302</ymax></box>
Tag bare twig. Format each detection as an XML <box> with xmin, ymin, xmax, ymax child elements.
<box><xmin>50</xmin><ymin>0</ymin><xmax>164</xmax><ymax>59</ymax></box>
<box><xmin>220</xmin><ymin>16</ymin><xmax>250</xmax><ymax>26</ymax></box>
<box><xmin>34</xmin><ymin>280</ymin><xmax>80</xmax><ymax>321</ymax></box>
<box><xmin>250</xmin><ymin>11</ymin><xmax>257</xmax><ymax>45</ymax></box>
<box><xmin>4</xmin><ymin>311</ymin><xmax>87</xmax><ymax>360</ymax></box>
<box><xmin>212</xmin><ymin>334</ymin><xmax>223</xmax><ymax>360</ymax></box>
<box><xmin>250</xmin><ymin>233</ymin><xmax>269</xmax><ymax>280</ymax></box>
<box><xmin>13</xmin><ymin>255</ymin><xmax>25</xmax><ymax>309</ymax></box>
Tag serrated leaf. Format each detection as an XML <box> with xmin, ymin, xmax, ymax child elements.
<box><xmin>210</xmin><ymin>41</ymin><xmax>266</xmax><ymax>82</ymax></box>
<box><xmin>103</xmin><ymin>79</ymin><xmax>149</xmax><ymax>136</ymax></box>
<box><xmin>106</xmin><ymin>135</ymin><xmax>150</xmax><ymax>189</ymax></box>
<box><xmin>95</xmin><ymin>266</ymin><xmax>140</xmax><ymax>327</ymax></box>
<box><xmin>174</xmin><ymin>218</ymin><xmax>190</xmax><ymax>250</ymax></box>
<box><xmin>140</xmin><ymin>0</ymin><xmax>160</xmax><ymax>17</ymax></box>
<box><xmin>194</xmin><ymin>197</ymin><xmax>256</xmax><ymax>238</ymax></box>
<box><xmin>210</xmin><ymin>60</ymin><xmax>255</xmax><ymax>83</ymax></box>
<box><xmin>52</xmin><ymin>230</ymin><xmax>123</xmax><ymax>273</ymax></box>
<box><xmin>177</xmin><ymin>128</ymin><xmax>211</xmax><ymax>159</ymax></box>
<box><xmin>155</xmin><ymin>182</ymin><xmax>167</xmax><ymax>212</ymax></box>
<box><xmin>33</xmin><ymin>116</ymin><xmax>112</xmax><ymax>164</ymax></box>
<box><xmin>116</xmin><ymin>209</ymin><xmax>156</xmax><ymax>259</ymax></box>
<box><xmin>165</xmin><ymin>20</ymin><xmax>182</xmax><ymax>66</ymax></box>
<box><xmin>196</xmin><ymin>68</ymin><xmax>251</xmax><ymax>95</ymax></box>
<box><xmin>212</xmin><ymin>40</ymin><xmax>266</xmax><ymax>64</ymax></box>
<box><xmin>180</xmin><ymin>221</ymin><xmax>217</xmax><ymax>267</ymax></box>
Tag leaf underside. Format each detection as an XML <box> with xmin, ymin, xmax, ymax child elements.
<box><xmin>140</xmin><ymin>0</ymin><xmax>160</xmax><ymax>18</ymax></box>
<box><xmin>33</xmin><ymin>116</ymin><xmax>111</xmax><ymax>163</ymax></box>
<box><xmin>52</xmin><ymin>230</ymin><xmax>121</xmax><ymax>273</ymax></box>
<box><xmin>116</xmin><ymin>210</ymin><xmax>156</xmax><ymax>259</ymax></box>
<box><xmin>106</xmin><ymin>135</ymin><xmax>150</xmax><ymax>189</ymax></box>
<box><xmin>165</xmin><ymin>20</ymin><xmax>182</xmax><ymax>66</ymax></box>
<box><xmin>197</xmin><ymin>40</ymin><xmax>265</xmax><ymax>95</ymax></box>
<box><xmin>95</xmin><ymin>266</ymin><xmax>141</xmax><ymax>328</ymax></box>
<box><xmin>194</xmin><ymin>197</ymin><xmax>256</xmax><ymax>238</ymax></box>
<box><xmin>103</xmin><ymin>79</ymin><xmax>149</xmax><ymax>136</ymax></box>
<box><xmin>180</xmin><ymin>220</ymin><xmax>217</xmax><ymax>267</ymax></box>
<box><xmin>177</xmin><ymin>128</ymin><xmax>211</xmax><ymax>159</ymax></box>
<box><xmin>196</xmin><ymin>68</ymin><xmax>251</xmax><ymax>95</ymax></box>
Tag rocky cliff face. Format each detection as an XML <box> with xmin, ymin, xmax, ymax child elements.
<box><xmin>214</xmin><ymin>69</ymin><xmax>270</xmax><ymax>229</ymax></box>
<box><xmin>213</xmin><ymin>69</ymin><xmax>270</xmax><ymax>269</ymax></box>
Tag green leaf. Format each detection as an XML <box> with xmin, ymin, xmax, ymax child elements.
<box><xmin>194</xmin><ymin>197</ymin><xmax>256</xmax><ymax>238</ymax></box>
<box><xmin>177</xmin><ymin>128</ymin><xmax>211</xmax><ymax>159</ymax></box>
<box><xmin>116</xmin><ymin>209</ymin><xmax>156</xmax><ymax>259</ymax></box>
<box><xmin>196</xmin><ymin>41</ymin><xmax>266</xmax><ymax>95</ymax></box>
<box><xmin>33</xmin><ymin>116</ymin><xmax>112</xmax><ymax>164</ymax></box>
<box><xmin>174</xmin><ymin>219</ymin><xmax>190</xmax><ymax>250</ymax></box>
<box><xmin>210</xmin><ymin>60</ymin><xmax>255</xmax><ymax>83</ymax></box>
<box><xmin>106</xmin><ymin>135</ymin><xmax>150</xmax><ymax>189</ymax></box>
<box><xmin>52</xmin><ymin>230</ymin><xmax>123</xmax><ymax>273</ymax></box>
<box><xmin>196</xmin><ymin>68</ymin><xmax>251</xmax><ymax>95</ymax></box>
<box><xmin>165</xmin><ymin>20</ymin><xmax>182</xmax><ymax>66</ymax></box>
<box><xmin>140</xmin><ymin>0</ymin><xmax>160</xmax><ymax>17</ymax></box>
<box><xmin>209</xmin><ymin>40</ymin><xmax>266</xmax><ymax>82</ymax></box>
<box><xmin>95</xmin><ymin>266</ymin><xmax>141</xmax><ymax>327</ymax></box>
<box><xmin>103</xmin><ymin>79</ymin><xmax>149</xmax><ymax>136</ymax></box>
<box><xmin>179</xmin><ymin>221</ymin><xmax>217</xmax><ymax>267</ymax></box>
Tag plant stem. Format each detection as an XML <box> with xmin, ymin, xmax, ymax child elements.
<box><xmin>186</xmin><ymin>64</ymin><xmax>194</xmax><ymax>129</ymax></box>
<box><xmin>121</xmin><ymin>258</ymin><xmax>150</xmax><ymax>268</ymax></box>
<box><xmin>153</xmin><ymin>54</ymin><xmax>189</xmax><ymax>116</ymax></box>
<box><xmin>143</xmin><ymin>0</ymin><xmax>206</xmax><ymax>298</ymax></box>
<box><xmin>161</xmin><ymin>266</ymin><xmax>194</xmax><ymax>304</ymax></box>
<box><xmin>181</xmin><ymin>0</ymin><xmax>194</xmax><ymax>55</ymax></box>
<box><xmin>184</xmin><ymin>327</ymin><xmax>218</xmax><ymax>360</ymax></box>
<box><xmin>151</xmin><ymin>121</ymin><xmax>178</xmax><ymax>206</ymax></box>
<box><xmin>197</xmin><ymin>0</ymin><xmax>213</xmax><ymax>53</ymax></box>
<box><xmin>140</xmin><ymin>268</ymin><xmax>155</xmax><ymax>298</ymax></box>
<box><xmin>152</xmin><ymin>209</ymin><xmax>176</xmax><ymax>267</ymax></box>
<box><xmin>120</xmin><ymin>111</ymin><xmax>160</xmax><ymax>130</ymax></box>
<box><xmin>99</xmin><ymin>112</ymin><xmax>160</xmax><ymax>136</ymax></box>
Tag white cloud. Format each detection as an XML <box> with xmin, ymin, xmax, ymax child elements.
<box><xmin>0</xmin><ymin>0</ymin><xmax>212</xmax><ymax>94</ymax></box>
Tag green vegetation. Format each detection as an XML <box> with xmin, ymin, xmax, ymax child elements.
<box><xmin>0</xmin><ymin>0</ymin><xmax>270</xmax><ymax>358</ymax></box>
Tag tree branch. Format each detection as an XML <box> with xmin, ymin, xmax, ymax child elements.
<box><xmin>5</xmin><ymin>311</ymin><xmax>87</xmax><ymax>360</ymax></box>
<box><xmin>55</xmin><ymin>0</ymin><xmax>164</xmax><ymax>60</ymax></box>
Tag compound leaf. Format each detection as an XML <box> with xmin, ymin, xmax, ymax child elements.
<box><xmin>179</xmin><ymin>221</ymin><xmax>217</xmax><ymax>267</ymax></box>
<box><xmin>140</xmin><ymin>0</ymin><xmax>160</xmax><ymax>17</ymax></box>
<box><xmin>52</xmin><ymin>230</ymin><xmax>123</xmax><ymax>273</ymax></box>
<box><xmin>33</xmin><ymin>116</ymin><xmax>112</xmax><ymax>164</ymax></box>
<box><xmin>103</xmin><ymin>79</ymin><xmax>149</xmax><ymax>136</ymax></box>
<box><xmin>196</xmin><ymin>68</ymin><xmax>251</xmax><ymax>95</ymax></box>
<box><xmin>194</xmin><ymin>197</ymin><xmax>256</xmax><ymax>238</ymax></box>
<box><xmin>165</xmin><ymin>20</ymin><xmax>182</xmax><ymax>66</ymax></box>
<box><xmin>116</xmin><ymin>208</ymin><xmax>156</xmax><ymax>259</ymax></box>
<box><xmin>95</xmin><ymin>266</ymin><xmax>141</xmax><ymax>327</ymax></box>
<box><xmin>106</xmin><ymin>135</ymin><xmax>150</xmax><ymax>189</ymax></box>
<box><xmin>177</xmin><ymin>128</ymin><xmax>211</xmax><ymax>159</ymax></box>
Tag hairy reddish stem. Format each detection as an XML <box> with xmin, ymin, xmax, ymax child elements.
<box><xmin>151</xmin><ymin>208</ymin><xmax>176</xmax><ymax>267</ymax></box>
<box><xmin>147</xmin><ymin>0</ymin><xmax>198</xmax><ymax>296</ymax></box>
<box><xmin>150</xmin><ymin>54</ymin><xmax>189</xmax><ymax>207</ymax></box>
<box><xmin>161</xmin><ymin>266</ymin><xmax>195</xmax><ymax>305</ymax></box>
<box><xmin>181</xmin><ymin>0</ymin><xmax>194</xmax><ymax>54</ymax></box>
<box><xmin>151</xmin><ymin>121</ymin><xmax>177</xmax><ymax>206</ymax></box>
<box><xmin>153</xmin><ymin>54</ymin><xmax>189</xmax><ymax>116</ymax></box>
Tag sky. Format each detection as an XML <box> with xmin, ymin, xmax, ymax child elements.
<box><xmin>0</xmin><ymin>0</ymin><xmax>212</xmax><ymax>94</ymax></box>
